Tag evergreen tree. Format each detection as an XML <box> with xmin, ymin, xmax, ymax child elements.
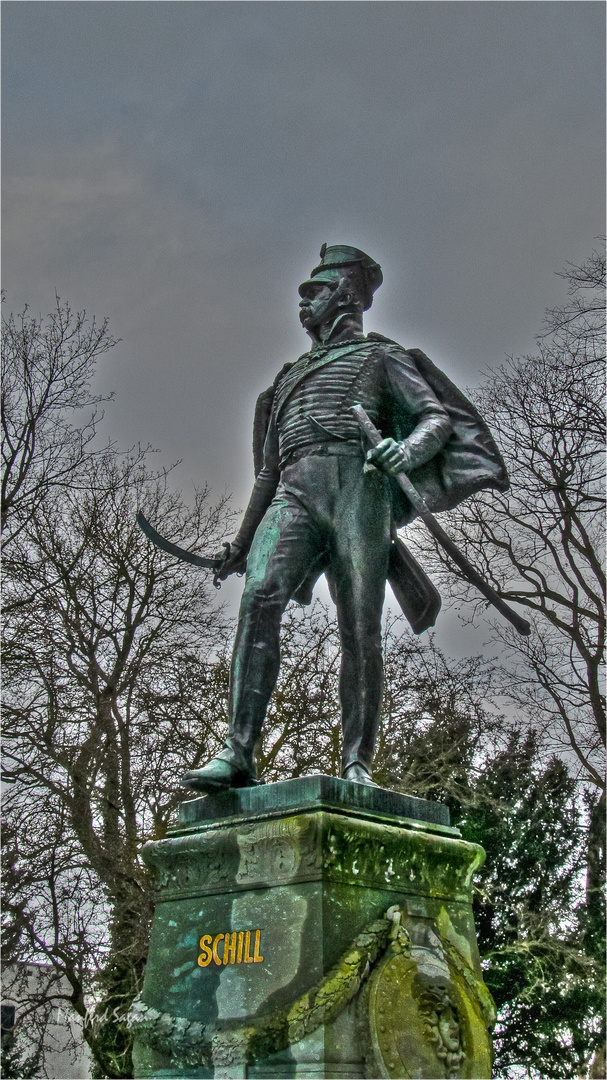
<box><xmin>386</xmin><ymin>698</ymin><xmax>604</xmax><ymax>1079</ymax></box>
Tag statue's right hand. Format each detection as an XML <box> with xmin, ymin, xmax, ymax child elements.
<box><xmin>215</xmin><ymin>542</ymin><xmax>248</xmax><ymax>581</ymax></box>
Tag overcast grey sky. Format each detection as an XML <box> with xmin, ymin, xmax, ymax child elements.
<box><xmin>3</xmin><ymin>1</ymin><xmax>605</xmax><ymax>643</ymax></box>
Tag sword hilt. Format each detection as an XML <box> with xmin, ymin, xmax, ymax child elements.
<box><xmin>213</xmin><ymin>542</ymin><xmax>231</xmax><ymax>589</ymax></box>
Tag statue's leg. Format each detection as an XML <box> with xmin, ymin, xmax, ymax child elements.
<box><xmin>330</xmin><ymin>461</ymin><xmax>391</xmax><ymax>776</ymax></box>
<box><xmin>220</xmin><ymin>492</ymin><xmax>323</xmax><ymax>776</ymax></box>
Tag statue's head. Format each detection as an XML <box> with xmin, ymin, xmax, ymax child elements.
<box><xmin>298</xmin><ymin>244</ymin><xmax>383</xmax><ymax>335</ymax></box>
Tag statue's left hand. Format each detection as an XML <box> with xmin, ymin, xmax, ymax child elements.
<box><xmin>366</xmin><ymin>438</ymin><xmax>412</xmax><ymax>477</ymax></box>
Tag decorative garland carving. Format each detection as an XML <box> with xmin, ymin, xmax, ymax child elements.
<box><xmin>128</xmin><ymin>905</ymin><xmax>493</xmax><ymax>1073</ymax></box>
<box><xmin>128</xmin><ymin>907</ymin><xmax>403</xmax><ymax>1068</ymax></box>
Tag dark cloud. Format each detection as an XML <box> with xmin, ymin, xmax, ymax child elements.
<box><xmin>2</xmin><ymin>2</ymin><xmax>604</xmax><ymax>646</ymax></box>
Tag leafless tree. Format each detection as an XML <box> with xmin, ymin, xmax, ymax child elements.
<box><xmin>408</xmin><ymin>245</ymin><xmax>605</xmax><ymax>911</ymax></box>
<box><xmin>412</xmin><ymin>248</ymin><xmax>604</xmax><ymax>782</ymax></box>
<box><xmin>2</xmin><ymin>440</ymin><xmax>235</xmax><ymax>1077</ymax></box>
<box><xmin>4</xmin><ymin>267</ymin><xmax>602</xmax><ymax>1077</ymax></box>
<box><xmin>1</xmin><ymin>296</ymin><xmax>117</xmax><ymax>545</ymax></box>
<box><xmin>2</xmin><ymin>810</ymin><xmax>98</xmax><ymax>1078</ymax></box>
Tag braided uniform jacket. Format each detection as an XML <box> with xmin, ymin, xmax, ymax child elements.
<box><xmin>275</xmin><ymin>340</ymin><xmax>448</xmax><ymax>467</ymax></box>
<box><xmin>235</xmin><ymin>335</ymin><xmax>508</xmax><ymax>555</ymax></box>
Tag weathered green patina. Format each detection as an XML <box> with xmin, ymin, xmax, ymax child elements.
<box><xmin>132</xmin><ymin>776</ymin><xmax>494</xmax><ymax>1079</ymax></box>
<box><xmin>175</xmin><ymin>244</ymin><xmax>511</xmax><ymax>796</ymax></box>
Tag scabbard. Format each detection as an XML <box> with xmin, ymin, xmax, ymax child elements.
<box><xmin>387</xmin><ymin>536</ymin><xmax>441</xmax><ymax>634</ymax></box>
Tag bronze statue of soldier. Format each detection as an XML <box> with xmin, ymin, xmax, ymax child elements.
<box><xmin>180</xmin><ymin>245</ymin><xmax>510</xmax><ymax>793</ymax></box>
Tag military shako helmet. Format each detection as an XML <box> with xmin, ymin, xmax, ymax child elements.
<box><xmin>299</xmin><ymin>244</ymin><xmax>383</xmax><ymax>311</ymax></box>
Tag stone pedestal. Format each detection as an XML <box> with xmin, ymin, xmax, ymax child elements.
<box><xmin>131</xmin><ymin>775</ymin><xmax>495</xmax><ymax>1079</ymax></box>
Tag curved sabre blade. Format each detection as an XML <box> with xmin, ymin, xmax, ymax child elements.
<box><xmin>136</xmin><ymin>511</ymin><xmax>221</xmax><ymax>570</ymax></box>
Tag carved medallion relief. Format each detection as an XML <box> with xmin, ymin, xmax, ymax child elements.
<box><xmin>367</xmin><ymin>916</ymin><xmax>492</xmax><ymax>1079</ymax></box>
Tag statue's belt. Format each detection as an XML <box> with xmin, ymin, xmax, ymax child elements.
<box><xmin>281</xmin><ymin>441</ymin><xmax>364</xmax><ymax>468</ymax></box>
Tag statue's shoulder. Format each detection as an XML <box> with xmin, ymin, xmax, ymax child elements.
<box><xmin>273</xmin><ymin>359</ymin><xmax>297</xmax><ymax>386</ymax></box>
<box><xmin>366</xmin><ymin>331</ymin><xmax>412</xmax><ymax>357</ymax></box>
<box><xmin>254</xmin><ymin>361</ymin><xmax>296</xmax><ymax>409</ymax></box>
<box><xmin>366</xmin><ymin>332</ymin><xmax>402</xmax><ymax>347</ymax></box>
<box><xmin>252</xmin><ymin>361</ymin><xmax>296</xmax><ymax>475</ymax></box>
<box><xmin>367</xmin><ymin>335</ymin><xmax>466</xmax><ymax>398</ymax></box>
<box><xmin>367</xmin><ymin>334</ymin><xmax>456</xmax><ymax>379</ymax></box>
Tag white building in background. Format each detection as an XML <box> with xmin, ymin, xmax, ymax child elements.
<box><xmin>2</xmin><ymin>964</ymin><xmax>93</xmax><ymax>1079</ymax></box>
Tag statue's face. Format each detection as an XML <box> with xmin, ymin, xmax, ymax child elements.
<box><xmin>298</xmin><ymin>279</ymin><xmax>341</xmax><ymax>333</ymax></box>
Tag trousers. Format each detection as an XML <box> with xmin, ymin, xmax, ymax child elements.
<box><xmin>220</xmin><ymin>452</ymin><xmax>392</xmax><ymax>774</ymax></box>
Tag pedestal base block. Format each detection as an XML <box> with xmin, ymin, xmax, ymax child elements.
<box><xmin>131</xmin><ymin>775</ymin><xmax>494</xmax><ymax>1079</ymax></box>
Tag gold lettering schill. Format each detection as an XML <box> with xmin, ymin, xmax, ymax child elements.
<box><xmin>198</xmin><ymin>930</ymin><xmax>264</xmax><ymax>967</ymax></box>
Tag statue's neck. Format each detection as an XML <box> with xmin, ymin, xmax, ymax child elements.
<box><xmin>308</xmin><ymin>311</ymin><xmax>364</xmax><ymax>347</ymax></box>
